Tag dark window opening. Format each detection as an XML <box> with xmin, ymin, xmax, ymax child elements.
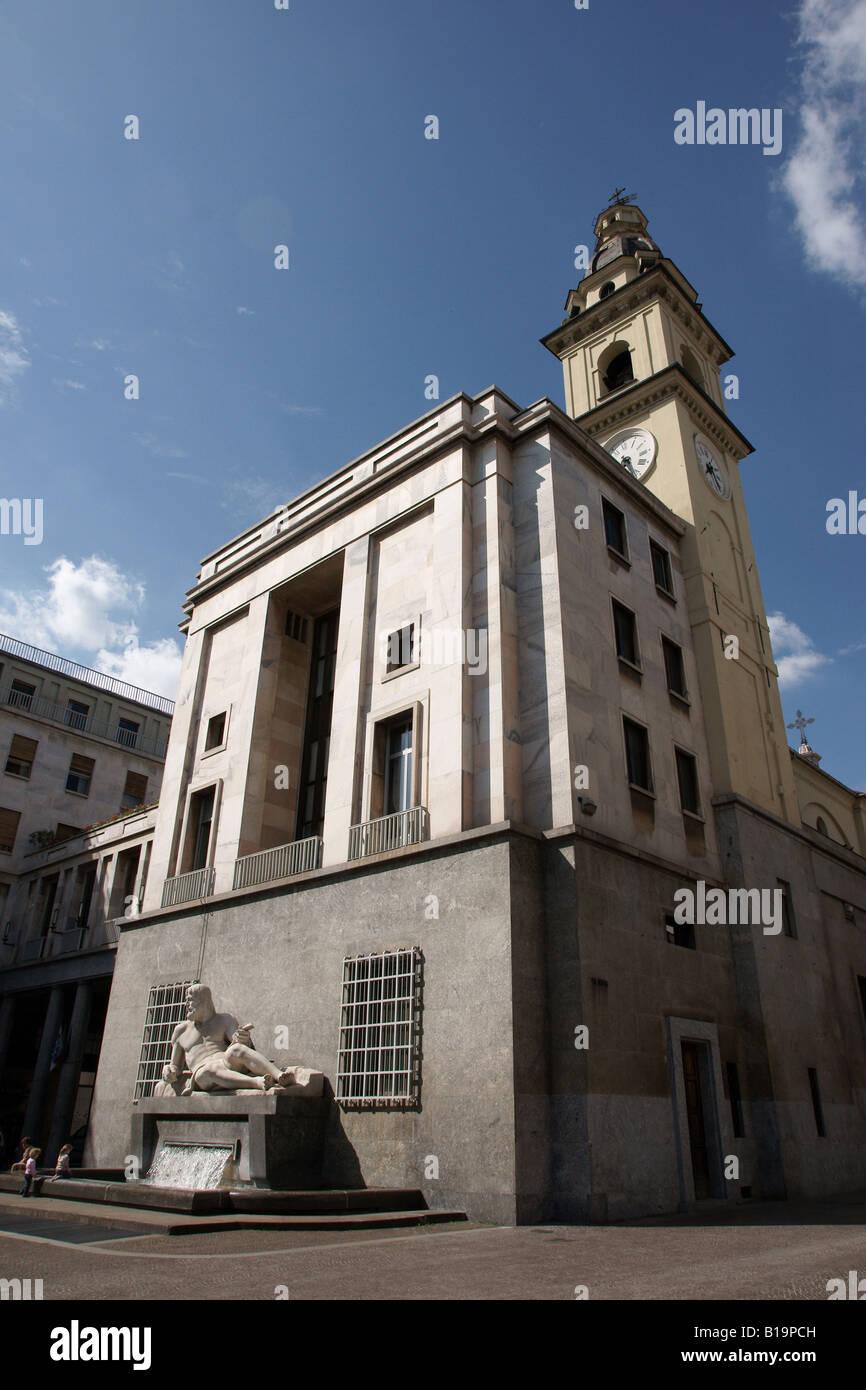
<box><xmin>603</xmin><ymin>350</ymin><xmax>634</xmax><ymax>393</ymax></box>
<box><xmin>116</xmin><ymin>718</ymin><xmax>140</xmax><ymax>749</ymax></box>
<box><xmin>726</xmin><ymin>1061</ymin><xmax>745</xmax><ymax>1138</ymax></box>
<box><xmin>122</xmin><ymin>770</ymin><xmax>148</xmax><ymax>811</ymax></box>
<box><xmin>778</xmin><ymin>879</ymin><xmax>797</xmax><ymax>939</ymax></box>
<box><xmin>285</xmin><ymin>610</ymin><xmax>308</xmax><ymax>643</ymax></box>
<box><xmin>675</xmin><ymin>747</ymin><xmax>701</xmax><ymax>815</ymax></box>
<box><xmin>386</xmin><ymin>623</ymin><xmax>416</xmax><ymax>674</ymax></box>
<box><xmin>623</xmin><ymin>717</ymin><xmax>652</xmax><ymax>792</ymax></box>
<box><xmin>66</xmin><ymin>753</ymin><xmax>94</xmax><ymax>796</ymax></box>
<box><xmin>602</xmin><ymin>499</ymin><xmax>628</xmax><ymax>558</ymax></box>
<box><xmin>9</xmin><ymin>679</ymin><xmax>35</xmax><ymax>710</ymax></box>
<box><xmin>296</xmin><ymin>609</ymin><xmax>340</xmax><ymax>841</ymax></box>
<box><xmin>807</xmin><ymin>1067</ymin><xmax>826</xmax><ymax>1137</ymax></box>
<box><xmin>599</xmin><ymin>280</ymin><xmax>616</xmax><ymax>300</ymax></box>
<box><xmin>663</xmin><ymin>637</ymin><xmax>688</xmax><ymax>698</ymax></box>
<box><xmin>205</xmin><ymin>713</ymin><xmax>226</xmax><ymax>751</ymax></box>
<box><xmin>190</xmin><ymin>788</ymin><xmax>215</xmax><ymax>872</ymax></box>
<box><xmin>65</xmin><ymin>699</ymin><xmax>89</xmax><ymax>730</ymax></box>
<box><xmin>650</xmin><ymin>540</ymin><xmax>674</xmax><ymax>597</ymax></box>
<box><xmin>612</xmin><ymin>600</ymin><xmax>639</xmax><ymax>666</ymax></box>
<box><xmin>665</xmin><ymin>913</ymin><xmax>695</xmax><ymax>950</ymax></box>
<box><xmin>5</xmin><ymin>734</ymin><xmax>37</xmax><ymax>779</ymax></box>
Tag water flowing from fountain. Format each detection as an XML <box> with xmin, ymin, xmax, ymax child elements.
<box><xmin>142</xmin><ymin>1142</ymin><xmax>233</xmax><ymax>1189</ymax></box>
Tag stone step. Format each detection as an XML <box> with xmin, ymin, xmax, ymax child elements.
<box><xmin>0</xmin><ymin>1191</ymin><xmax>467</xmax><ymax>1235</ymax></box>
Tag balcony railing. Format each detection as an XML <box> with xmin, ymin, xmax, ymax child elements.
<box><xmin>348</xmin><ymin>806</ymin><xmax>429</xmax><ymax>861</ymax></box>
<box><xmin>233</xmin><ymin>836</ymin><xmax>322</xmax><ymax>891</ymax></box>
<box><xmin>0</xmin><ymin>632</ymin><xmax>175</xmax><ymax>713</ymax></box>
<box><xmin>161</xmin><ymin>865</ymin><xmax>216</xmax><ymax>909</ymax></box>
<box><xmin>0</xmin><ymin>686</ymin><xmax>169</xmax><ymax>759</ymax></box>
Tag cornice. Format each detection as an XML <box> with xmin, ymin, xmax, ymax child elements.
<box><xmin>575</xmin><ymin>364</ymin><xmax>754</xmax><ymax>461</ymax></box>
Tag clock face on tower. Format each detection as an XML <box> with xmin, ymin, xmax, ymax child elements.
<box><xmin>694</xmin><ymin>434</ymin><xmax>732</xmax><ymax>499</ymax></box>
<box><xmin>604</xmin><ymin>427</ymin><xmax>657</xmax><ymax>481</ymax></box>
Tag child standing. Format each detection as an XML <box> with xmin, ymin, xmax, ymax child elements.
<box><xmin>19</xmin><ymin>1147</ymin><xmax>40</xmax><ymax>1197</ymax></box>
<box><xmin>50</xmin><ymin>1144</ymin><xmax>73</xmax><ymax>1180</ymax></box>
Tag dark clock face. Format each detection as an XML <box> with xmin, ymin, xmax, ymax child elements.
<box><xmin>694</xmin><ymin>436</ymin><xmax>731</xmax><ymax>499</ymax></box>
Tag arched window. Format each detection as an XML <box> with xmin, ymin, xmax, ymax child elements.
<box><xmin>680</xmin><ymin>346</ymin><xmax>704</xmax><ymax>390</ymax></box>
<box><xmin>600</xmin><ymin>345</ymin><xmax>634</xmax><ymax>394</ymax></box>
<box><xmin>816</xmin><ymin>816</ymin><xmax>829</xmax><ymax>836</ymax></box>
<box><xmin>599</xmin><ymin>280</ymin><xmax>616</xmax><ymax>300</ymax></box>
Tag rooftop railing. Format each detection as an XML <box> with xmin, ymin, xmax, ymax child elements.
<box><xmin>0</xmin><ymin>686</ymin><xmax>169</xmax><ymax>759</ymax></box>
<box><xmin>348</xmin><ymin>806</ymin><xmax>429</xmax><ymax>861</ymax></box>
<box><xmin>232</xmin><ymin>836</ymin><xmax>322</xmax><ymax>891</ymax></box>
<box><xmin>0</xmin><ymin>632</ymin><xmax>175</xmax><ymax>714</ymax></box>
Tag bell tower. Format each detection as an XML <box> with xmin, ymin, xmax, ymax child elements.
<box><xmin>542</xmin><ymin>194</ymin><xmax>799</xmax><ymax>823</ymax></box>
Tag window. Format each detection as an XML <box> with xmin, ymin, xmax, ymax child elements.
<box><xmin>602</xmin><ymin>499</ymin><xmax>628</xmax><ymax>559</ymax></box>
<box><xmin>662</xmin><ymin>637</ymin><xmax>688</xmax><ymax>699</ymax></box>
<box><xmin>122</xmin><ymin>770</ymin><xmax>148</xmax><ymax>812</ymax></box>
<box><xmin>116</xmin><ymin>718</ymin><xmax>140</xmax><ymax>749</ymax></box>
<box><xmin>204</xmin><ymin>713</ymin><xmax>226</xmax><ymax>751</ymax></box>
<box><xmin>384</xmin><ymin>715</ymin><xmax>414</xmax><ymax>814</ymax></box>
<box><xmin>336</xmin><ymin>948</ymin><xmax>421</xmax><ymax>1107</ymax></box>
<box><xmin>778</xmin><ymin>878</ymin><xmax>796</xmax><ymax>939</ymax></box>
<box><xmin>9</xmin><ymin>679</ymin><xmax>35</xmax><ymax>710</ymax></box>
<box><xmin>680</xmin><ymin>346</ymin><xmax>705</xmax><ymax>390</ymax></box>
<box><xmin>650</xmin><ymin>540</ymin><xmax>675</xmax><ymax>598</ymax></box>
<box><xmin>66</xmin><ymin>753</ymin><xmax>94</xmax><ymax>796</ymax></box>
<box><xmin>612</xmin><ymin>600</ymin><xmax>640</xmax><ymax>667</ymax></box>
<box><xmin>296</xmin><ymin>609</ymin><xmax>339</xmax><ymax>841</ymax></box>
<box><xmin>726</xmin><ymin>1061</ymin><xmax>745</xmax><ymax>1138</ymax></box>
<box><xmin>54</xmin><ymin>824</ymin><xmax>81</xmax><ymax>843</ymax></box>
<box><xmin>385</xmin><ymin>623</ymin><xmax>416</xmax><ymax>675</ymax></box>
<box><xmin>5</xmin><ymin>734</ymin><xmax>37</xmax><ymax>779</ymax></box>
<box><xmin>190</xmin><ymin>787</ymin><xmax>215</xmax><ymax>871</ymax></box>
<box><xmin>65</xmin><ymin>699</ymin><xmax>89</xmax><ymax>731</ymax></box>
<box><xmin>599</xmin><ymin>280</ymin><xmax>616</xmax><ymax>300</ymax></box>
<box><xmin>285</xmin><ymin>610</ymin><xmax>308</xmax><ymax>643</ymax></box>
<box><xmin>665</xmin><ymin>913</ymin><xmax>695</xmax><ymax>950</ymax></box>
<box><xmin>133</xmin><ymin>980</ymin><xmax>199</xmax><ymax>1101</ymax></box>
<box><xmin>858</xmin><ymin>976</ymin><xmax>866</xmax><ymax>1022</ymax></box>
<box><xmin>602</xmin><ymin>349</ymin><xmax>634</xmax><ymax>393</ymax></box>
<box><xmin>816</xmin><ymin>816</ymin><xmax>829</xmax><ymax>836</ymax></box>
<box><xmin>807</xmin><ymin>1067</ymin><xmax>826</xmax><ymax>1137</ymax></box>
<box><xmin>675</xmin><ymin>747</ymin><xmax>701</xmax><ymax>815</ymax></box>
<box><xmin>623</xmin><ymin>716</ymin><xmax>652</xmax><ymax>792</ymax></box>
<box><xmin>0</xmin><ymin>807</ymin><xmax>21</xmax><ymax>852</ymax></box>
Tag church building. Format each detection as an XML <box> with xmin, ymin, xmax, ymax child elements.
<box><xmin>84</xmin><ymin>199</ymin><xmax>866</xmax><ymax>1223</ymax></box>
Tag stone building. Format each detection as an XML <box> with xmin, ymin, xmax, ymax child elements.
<box><xmin>84</xmin><ymin>200</ymin><xmax>865</xmax><ymax>1222</ymax></box>
<box><xmin>0</xmin><ymin>636</ymin><xmax>172</xmax><ymax>1161</ymax></box>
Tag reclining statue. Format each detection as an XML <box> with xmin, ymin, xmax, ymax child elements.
<box><xmin>156</xmin><ymin>984</ymin><xmax>311</xmax><ymax>1096</ymax></box>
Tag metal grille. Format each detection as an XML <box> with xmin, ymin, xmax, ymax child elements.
<box><xmin>133</xmin><ymin>980</ymin><xmax>198</xmax><ymax>1101</ymax></box>
<box><xmin>336</xmin><ymin>948</ymin><xmax>422</xmax><ymax>1107</ymax></box>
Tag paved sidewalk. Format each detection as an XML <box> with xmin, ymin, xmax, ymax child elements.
<box><xmin>1</xmin><ymin>1192</ymin><xmax>864</xmax><ymax>1299</ymax></box>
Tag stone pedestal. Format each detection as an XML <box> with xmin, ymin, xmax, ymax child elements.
<box><xmin>131</xmin><ymin>1087</ymin><xmax>329</xmax><ymax>1189</ymax></box>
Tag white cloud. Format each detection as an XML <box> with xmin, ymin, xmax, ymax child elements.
<box><xmin>0</xmin><ymin>309</ymin><xmax>30</xmax><ymax>404</ymax></box>
<box><xmin>0</xmin><ymin>555</ymin><xmax>182</xmax><ymax>700</ymax></box>
<box><xmin>781</xmin><ymin>0</ymin><xmax>866</xmax><ymax>291</ymax></box>
<box><xmin>134</xmin><ymin>432</ymin><xmax>188</xmax><ymax>459</ymax></box>
<box><xmin>236</xmin><ymin>305</ymin><xmax>255</xmax><ymax>316</ymax></box>
<box><xmin>76</xmin><ymin>337</ymin><xmax>113</xmax><ymax>352</ymax></box>
<box><xmin>93</xmin><ymin>637</ymin><xmax>183</xmax><ymax>701</ymax></box>
<box><xmin>222</xmin><ymin>473</ymin><xmax>287</xmax><ymax>517</ymax></box>
<box><xmin>768</xmin><ymin>611</ymin><xmax>832</xmax><ymax>684</ymax></box>
<box><xmin>53</xmin><ymin>377</ymin><xmax>86</xmax><ymax>391</ymax></box>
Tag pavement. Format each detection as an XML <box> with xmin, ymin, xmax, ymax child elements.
<box><xmin>1</xmin><ymin>1190</ymin><xmax>865</xmax><ymax>1299</ymax></box>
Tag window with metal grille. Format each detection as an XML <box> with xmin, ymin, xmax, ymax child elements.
<box><xmin>336</xmin><ymin>948</ymin><xmax>421</xmax><ymax>1107</ymax></box>
<box><xmin>5</xmin><ymin>733</ymin><xmax>37</xmax><ymax>779</ymax></box>
<box><xmin>133</xmin><ymin>980</ymin><xmax>198</xmax><ymax>1101</ymax></box>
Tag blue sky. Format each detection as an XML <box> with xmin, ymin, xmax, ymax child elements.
<box><xmin>0</xmin><ymin>0</ymin><xmax>863</xmax><ymax>786</ymax></box>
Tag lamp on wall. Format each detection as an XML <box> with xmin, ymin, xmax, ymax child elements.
<box><xmin>578</xmin><ymin>797</ymin><xmax>598</xmax><ymax>816</ymax></box>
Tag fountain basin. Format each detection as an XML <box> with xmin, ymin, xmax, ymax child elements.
<box><xmin>131</xmin><ymin>1091</ymin><xmax>329</xmax><ymax>1190</ymax></box>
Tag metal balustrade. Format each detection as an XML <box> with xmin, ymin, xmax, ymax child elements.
<box><xmin>0</xmin><ymin>632</ymin><xmax>174</xmax><ymax>713</ymax></box>
<box><xmin>348</xmin><ymin>806</ymin><xmax>429</xmax><ymax>861</ymax></box>
<box><xmin>161</xmin><ymin>866</ymin><xmax>216</xmax><ymax>908</ymax></box>
<box><xmin>0</xmin><ymin>686</ymin><xmax>169</xmax><ymax>759</ymax></box>
<box><xmin>232</xmin><ymin>836</ymin><xmax>322</xmax><ymax>891</ymax></box>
